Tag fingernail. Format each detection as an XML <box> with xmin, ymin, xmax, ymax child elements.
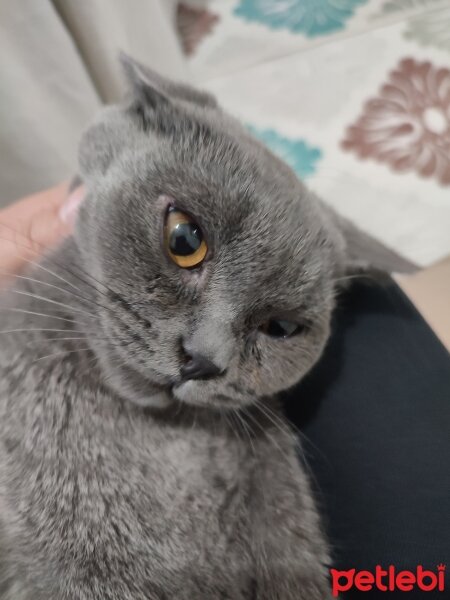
<box><xmin>59</xmin><ymin>186</ymin><xmax>85</xmax><ymax>225</ymax></box>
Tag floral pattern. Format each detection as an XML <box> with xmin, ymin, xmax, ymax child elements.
<box><xmin>177</xmin><ymin>4</ymin><xmax>219</xmax><ymax>55</ymax></box>
<box><xmin>233</xmin><ymin>0</ymin><xmax>368</xmax><ymax>37</ymax></box>
<box><xmin>248</xmin><ymin>126</ymin><xmax>322</xmax><ymax>178</ymax></box>
<box><xmin>375</xmin><ymin>0</ymin><xmax>444</xmax><ymax>15</ymax></box>
<box><xmin>404</xmin><ymin>8</ymin><xmax>450</xmax><ymax>53</ymax></box>
<box><xmin>341</xmin><ymin>58</ymin><xmax>450</xmax><ymax>186</ymax></box>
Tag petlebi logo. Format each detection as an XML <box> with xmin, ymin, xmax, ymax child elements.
<box><xmin>330</xmin><ymin>564</ymin><xmax>446</xmax><ymax>596</ymax></box>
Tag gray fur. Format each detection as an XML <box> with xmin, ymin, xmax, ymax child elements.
<box><xmin>0</xmin><ymin>56</ymin><xmax>407</xmax><ymax>599</ymax></box>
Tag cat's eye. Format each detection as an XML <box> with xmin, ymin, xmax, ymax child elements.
<box><xmin>164</xmin><ymin>207</ymin><xmax>208</xmax><ymax>269</ymax></box>
<box><xmin>260</xmin><ymin>319</ymin><xmax>303</xmax><ymax>339</ymax></box>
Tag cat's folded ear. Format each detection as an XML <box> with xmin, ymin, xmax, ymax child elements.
<box><xmin>78</xmin><ymin>54</ymin><xmax>219</xmax><ymax>182</ymax></box>
<box><xmin>119</xmin><ymin>51</ymin><xmax>218</xmax><ymax>112</ymax></box>
<box><xmin>321</xmin><ymin>203</ymin><xmax>417</xmax><ymax>280</ymax></box>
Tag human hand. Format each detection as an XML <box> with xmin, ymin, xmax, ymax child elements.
<box><xmin>0</xmin><ymin>183</ymin><xmax>84</xmax><ymax>285</ymax></box>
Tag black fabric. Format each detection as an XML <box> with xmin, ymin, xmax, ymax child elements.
<box><xmin>284</xmin><ymin>280</ymin><xmax>450</xmax><ymax>599</ymax></box>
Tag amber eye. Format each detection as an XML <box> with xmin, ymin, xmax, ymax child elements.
<box><xmin>164</xmin><ymin>207</ymin><xmax>207</xmax><ymax>269</ymax></box>
<box><xmin>260</xmin><ymin>319</ymin><xmax>303</xmax><ymax>339</ymax></box>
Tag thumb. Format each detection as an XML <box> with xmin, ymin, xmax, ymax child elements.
<box><xmin>0</xmin><ymin>183</ymin><xmax>84</xmax><ymax>282</ymax></box>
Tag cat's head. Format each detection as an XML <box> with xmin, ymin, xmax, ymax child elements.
<box><xmin>74</xmin><ymin>54</ymin><xmax>413</xmax><ymax>411</ymax></box>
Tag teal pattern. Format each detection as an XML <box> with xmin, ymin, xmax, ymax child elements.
<box><xmin>248</xmin><ymin>126</ymin><xmax>322</xmax><ymax>178</ymax></box>
<box><xmin>234</xmin><ymin>0</ymin><xmax>368</xmax><ymax>37</ymax></box>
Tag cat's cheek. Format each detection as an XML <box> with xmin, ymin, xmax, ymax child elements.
<box><xmin>254</xmin><ymin>333</ymin><xmax>328</xmax><ymax>395</ymax></box>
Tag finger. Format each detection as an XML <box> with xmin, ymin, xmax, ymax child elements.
<box><xmin>0</xmin><ymin>183</ymin><xmax>85</xmax><ymax>281</ymax></box>
<box><xmin>2</xmin><ymin>183</ymin><xmax>70</xmax><ymax>221</ymax></box>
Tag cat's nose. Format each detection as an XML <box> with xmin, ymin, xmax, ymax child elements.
<box><xmin>180</xmin><ymin>353</ymin><xmax>222</xmax><ymax>381</ymax></box>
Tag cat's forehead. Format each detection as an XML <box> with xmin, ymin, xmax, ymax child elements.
<box><xmin>109</xmin><ymin>117</ymin><xmax>336</xmax><ymax>301</ymax></box>
<box><xmin>117</xmin><ymin>126</ymin><xmax>334</xmax><ymax>275</ymax></box>
<box><xmin>156</xmin><ymin>169</ymin><xmax>330</xmax><ymax>305</ymax></box>
<box><xmin>128</xmin><ymin>124</ymin><xmax>313</xmax><ymax>221</ymax></box>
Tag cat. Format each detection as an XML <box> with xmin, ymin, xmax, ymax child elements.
<box><xmin>0</xmin><ymin>54</ymin><xmax>414</xmax><ymax>599</ymax></box>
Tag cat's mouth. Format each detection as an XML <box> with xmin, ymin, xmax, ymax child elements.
<box><xmin>171</xmin><ymin>379</ymin><xmax>248</xmax><ymax>410</ymax></box>
<box><xmin>97</xmin><ymin>341</ymin><xmax>244</xmax><ymax>409</ymax></box>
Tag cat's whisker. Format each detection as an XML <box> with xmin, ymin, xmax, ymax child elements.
<box><xmin>31</xmin><ymin>347</ymin><xmax>93</xmax><ymax>363</ymax></box>
<box><xmin>254</xmin><ymin>400</ymin><xmax>332</xmax><ymax>486</ymax></box>
<box><xmin>243</xmin><ymin>405</ymin><xmax>292</xmax><ymax>463</ymax></box>
<box><xmin>217</xmin><ymin>407</ymin><xmax>227</xmax><ymax>437</ymax></box>
<box><xmin>255</xmin><ymin>399</ymin><xmax>303</xmax><ymax>448</ymax></box>
<box><xmin>0</xmin><ymin>224</ymin><xmax>114</xmax><ymax>298</ymax></box>
<box><xmin>1</xmin><ymin>269</ymin><xmax>115</xmax><ymax>318</ymax></box>
<box><xmin>26</xmin><ymin>336</ymin><xmax>103</xmax><ymax>344</ymax></box>
<box><xmin>211</xmin><ymin>406</ymin><xmax>221</xmax><ymax>440</ymax></box>
<box><xmin>253</xmin><ymin>399</ymin><xmax>292</xmax><ymax>438</ymax></box>
<box><xmin>3</xmin><ymin>270</ymin><xmax>88</xmax><ymax>303</ymax></box>
<box><xmin>225</xmin><ymin>409</ymin><xmax>240</xmax><ymax>443</ymax></box>
<box><xmin>257</xmin><ymin>399</ymin><xmax>299</xmax><ymax>438</ymax></box>
<box><xmin>259</xmin><ymin>399</ymin><xmax>306</xmax><ymax>442</ymax></box>
<box><xmin>233</xmin><ymin>409</ymin><xmax>256</xmax><ymax>456</ymax></box>
<box><xmin>0</xmin><ymin>228</ymin><xmax>116</xmax><ymax>311</ymax></box>
<box><xmin>8</xmin><ymin>289</ymin><xmax>97</xmax><ymax>319</ymax></box>
<box><xmin>0</xmin><ymin>251</ymin><xmax>91</xmax><ymax>298</ymax></box>
<box><xmin>0</xmin><ymin>328</ymin><xmax>86</xmax><ymax>335</ymax></box>
<box><xmin>225</xmin><ymin>410</ymin><xmax>243</xmax><ymax>446</ymax></box>
<box><xmin>254</xmin><ymin>401</ymin><xmax>315</xmax><ymax>464</ymax></box>
<box><xmin>0</xmin><ymin>306</ymin><xmax>78</xmax><ymax>323</ymax></box>
<box><xmin>3</xmin><ymin>243</ymin><xmax>157</xmax><ymax>335</ymax></box>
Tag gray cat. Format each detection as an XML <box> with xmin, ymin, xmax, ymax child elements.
<box><xmin>0</xmin><ymin>55</ymin><xmax>414</xmax><ymax>599</ymax></box>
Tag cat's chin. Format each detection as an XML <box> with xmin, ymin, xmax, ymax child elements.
<box><xmin>99</xmin><ymin>356</ymin><xmax>249</xmax><ymax>411</ymax></box>
<box><xmin>100</xmin><ymin>364</ymin><xmax>174</xmax><ymax>409</ymax></box>
<box><xmin>94</xmin><ymin>348</ymin><xmax>178</xmax><ymax>409</ymax></box>
<box><xmin>126</xmin><ymin>389</ymin><xmax>173</xmax><ymax>409</ymax></box>
<box><xmin>172</xmin><ymin>380</ymin><xmax>249</xmax><ymax>411</ymax></box>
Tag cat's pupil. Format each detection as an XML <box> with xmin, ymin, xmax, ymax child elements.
<box><xmin>265</xmin><ymin>319</ymin><xmax>299</xmax><ymax>338</ymax></box>
<box><xmin>169</xmin><ymin>223</ymin><xmax>203</xmax><ymax>256</ymax></box>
